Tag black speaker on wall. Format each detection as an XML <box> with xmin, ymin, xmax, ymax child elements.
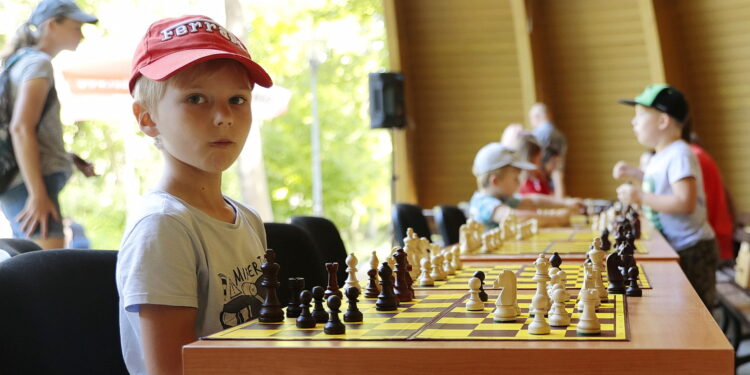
<box><xmin>369</xmin><ymin>72</ymin><xmax>406</xmax><ymax>129</ymax></box>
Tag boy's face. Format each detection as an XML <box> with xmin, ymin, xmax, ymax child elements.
<box><xmin>152</xmin><ymin>63</ymin><xmax>253</xmax><ymax>175</ymax></box>
<box><xmin>631</xmin><ymin>104</ymin><xmax>670</xmax><ymax>148</ymax></box>
<box><xmin>490</xmin><ymin>167</ymin><xmax>521</xmax><ymax>196</ymax></box>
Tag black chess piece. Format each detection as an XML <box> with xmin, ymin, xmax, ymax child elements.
<box><xmin>473</xmin><ymin>271</ymin><xmax>488</xmax><ymax>302</ymax></box>
<box><xmin>393</xmin><ymin>249</ymin><xmax>412</xmax><ymax>302</ymax></box>
<box><xmin>364</xmin><ymin>268</ymin><xmax>380</xmax><ymax>298</ymax></box>
<box><xmin>324</xmin><ymin>263</ymin><xmax>343</xmax><ymax>299</ymax></box>
<box><xmin>606</xmin><ymin>252</ymin><xmax>626</xmax><ymax>294</ymax></box>
<box><xmin>376</xmin><ymin>262</ymin><xmax>399</xmax><ymax>311</ymax></box>
<box><xmin>343</xmin><ymin>287</ymin><xmax>364</xmax><ymax>322</ymax></box>
<box><xmin>600</xmin><ymin>227</ymin><xmax>611</xmax><ymax>250</ymax></box>
<box><xmin>286</xmin><ymin>277</ymin><xmax>304</xmax><ymax>318</ymax></box>
<box><xmin>259</xmin><ymin>249</ymin><xmax>284</xmax><ymax>323</ymax></box>
<box><xmin>625</xmin><ymin>266</ymin><xmax>642</xmax><ymax>297</ymax></box>
<box><xmin>296</xmin><ymin>290</ymin><xmax>317</xmax><ymax>328</ymax></box>
<box><xmin>631</xmin><ymin>211</ymin><xmax>641</xmax><ymax>239</ymax></box>
<box><xmin>311</xmin><ymin>286</ymin><xmax>329</xmax><ymax>323</ymax></box>
<box><xmin>323</xmin><ymin>295</ymin><xmax>346</xmax><ymax>335</ymax></box>
<box><xmin>550</xmin><ymin>252</ymin><xmax>563</xmax><ymax>269</ymax></box>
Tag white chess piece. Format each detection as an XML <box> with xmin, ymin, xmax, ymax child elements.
<box><xmin>459</xmin><ymin>224</ymin><xmax>472</xmax><ymax>254</ymax></box>
<box><xmin>442</xmin><ymin>249</ymin><xmax>456</xmax><ymax>275</ymax></box>
<box><xmin>587</xmin><ymin>242</ymin><xmax>608</xmax><ymax>301</ymax></box>
<box><xmin>430</xmin><ymin>253</ymin><xmax>444</xmax><ymax>281</ymax></box>
<box><xmin>576</xmin><ymin>289</ymin><xmax>601</xmax><ymax>335</ymax></box>
<box><xmin>548</xmin><ymin>287</ymin><xmax>571</xmax><ymax>327</ymax></box>
<box><xmin>493</xmin><ymin>269</ymin><xmax>518</xmax><ymax>322</ymax></box>
<box><xmin>344</xmin><ymin>253</ymin><xmax>361</xmax><ymax>291</ymax></box>
<box><xmin>466</xmin><ymin>277</ymin><xmax>485</xmax><ymax>311</ymax></box>
<box><xmin>533</xmin><ymin>254</ymin><xmax>551</xmax><ymax>314</ymax></box>
<box><xmin>528</xmin><ymin>291</ymin><xmax>551</xmax><ymax>335</ymax></box>
<box><xmin>451</xmin><ymin>245</ymin><xmax>463</xmax><ymax>270</ymax></box>
<box><xmin>418</xmin><ymin>257</ymin><xmax>435</xmax><ymax>286</ymax></box>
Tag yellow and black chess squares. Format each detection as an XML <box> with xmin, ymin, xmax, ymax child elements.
<box><xmin>549</xmin><ymin>240</ymin><xmax>648</xmax><ymax>254</ymax></box>
<box><xmin>519</xmin><ymin>231</ymin><xmax>575</xmax><ymax>242</ymax></box>
<box><xmin>414</xmin><ymin>263</ymin><xmax>651</xmax><ymax>290</ymax></box>
<box><xmin>487</xmin><ymin>241</ymin><xmax>551</xmax><ymax>254</ymax></box>
<box><xmin>415</xmin><ymin>294</ymin><xmax>627</xmax><ymax>341</ymax></box>
<box><xmin>207</xmin><ymin>293</ymin><xmax>459</xmax><ymax>341</ymax></box>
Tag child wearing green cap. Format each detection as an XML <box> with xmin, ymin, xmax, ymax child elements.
<box><xmin>613</xmin><ymin>84</ymin><xmax>717</xmax><ymax>309</ymax></box>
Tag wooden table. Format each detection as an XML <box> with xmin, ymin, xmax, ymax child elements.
<box><xmin>460</xmin><ymin>222</ymin><xmax>679</xmax><ymax>263</ymax></box>
<box><xmin>183</xmin><ymin>261</ymin><xmax>733</xmax><ymax>374</ymax></box>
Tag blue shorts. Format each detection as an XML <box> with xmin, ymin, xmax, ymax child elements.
<box><xmin>0</xmin><ymin>171</ymin><xmax>68</xmax><ymax>239</ymax></box>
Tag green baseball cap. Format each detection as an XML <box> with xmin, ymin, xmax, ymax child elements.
<box><xmin>619</xmin><ymin>84</ymin><xmax>688</xmax><ymax>123</ymax></box>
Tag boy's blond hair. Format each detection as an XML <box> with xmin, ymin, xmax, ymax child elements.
<box><xmin>477</xmin><ymin>165</ymin><xmax>515</xmax><ymax>190</ymax></box>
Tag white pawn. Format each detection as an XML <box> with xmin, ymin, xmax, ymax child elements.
<box><xmin>548</xmin><ymin>287</ymin><xmax>571</xmax><ymax>327</ymax></box>
<box><xmin>442</xmin><ymin>249</ymin><xmax>455</xmax><ymax>275</ymax></box>
<box><xmin>466</xmin><ymin>277</ymin><xmax>484</xmax><ymax>311</ymax></box>
<box><xmin>459</xmin><ymin>224</ymin><xmax>472</xmax><ymax>254</ymax></box>
<box><xmin>528</xmin><ymin>292</ymin><xmax>551</xmax><ymax>335</ymax></box>
<box><xmin>430</xmin><ymin>253</ymin><xmax>444</xmax><ymax>281</ymax></box>
<box><xmin>369</xmin><ymin>250</ymin><xmax>379</xmax><ymax>272</ymax></box>
<box><xmin>493</xmin><ymin>269</ymin><xmax>517</xmax><ymax>322</ymax></box>
<box><xmin>418</xmin><ymin>257</ymin><xmax>434</xmax><ymax>286</ymax></box>
<box><xmin>451</xmin><ymin>245</ymin><xmax>463</xmax><ymax>270</ymax></box>
<box><xmin>576</xmin><ymin>289</ymin><xmax>601</xmax><ymax>335</ymax></box>
<box><xmin>344</xmin><ymin>252</ymin><xmax>361</xmax><ymax>291</ymax></box>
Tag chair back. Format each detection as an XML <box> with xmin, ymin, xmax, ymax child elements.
<box><xmin>392</xmin><ymin>203</ymin><xmax>431</xmax><ymax>247</ymax></box>
<box><xmin>434</xmin><ymin>205</ymin><xmax>467</xmax><ymax>246</ymax></box>
<box><xmin>264</xmin><ymin>223</ymin><xmax>327</xmax><ymax>304</ymax></box>
<box><xmin>0</xmin><ymin>249</ymin><xmax>127</xmax><ymax>374</ymax></box>
<box><xmin>0</xmin><ymin>238</ymin><xmax>42</xmax><ymax>256</ymax></box>
<box><xmin>290</xmin><ymin>216</ymin><xmax>347</xmax><ymax>286</ymax></box>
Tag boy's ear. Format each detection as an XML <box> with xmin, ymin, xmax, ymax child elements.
<box><xmin>132</xmin><ymin>101</ymin><xmax>159</xmax><ymax>137</ymax></box>
<box><xmin>657</xmin><ymin>112</ymin><xmax>672</xmax><ymax>130</ymax></box>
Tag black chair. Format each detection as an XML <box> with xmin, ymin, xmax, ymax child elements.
<box><xmin>264</xmin><ymin>223</ymin><xmax>327</xmax><ymax>304</ymax></box>
<box><xmin>434</xmin><ymin>205</ymin><xmax>467</xmax><ymax>246</ymax></box>
<box><xmin>0</xmin><ymin>237</ymin><xmax>42</xmax><ymax>256</ymax></box>
<box><xmin>0</xmin><ymin>249</ymin><xmax>128</xmax><ymax>374</ymax></box>
<box><xmin>392</xmin><ymin>203</ymin><xmax>431</xmax><ymax>247</ymax></box>
<box><xmin>290</xmin><ymin>216</ymin><xmax>347</xmax><ymax>286</ymax></box>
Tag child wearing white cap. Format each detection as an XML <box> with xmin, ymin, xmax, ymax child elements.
<box><xmin>469</xmin><ymin>142</ymin><xmax>581</xmax><ymax>229</ymax></box>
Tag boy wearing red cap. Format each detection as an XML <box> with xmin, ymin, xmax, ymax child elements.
<box><xmin>613</xmin><ymin>84</ymin><xmax>717</xmax><ymax>309</ymax></box>
<box><xmin>116</xmin><ymin>15</ymin><xmax>273</xmax><ymax>375</ymax></box>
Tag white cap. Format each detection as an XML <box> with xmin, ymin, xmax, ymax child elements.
<box><xmin>472</xmin><ymin>142</ymin><xmax>536</xmax><ymax>176</ymax></box>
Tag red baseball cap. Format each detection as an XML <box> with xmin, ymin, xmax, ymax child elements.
<box><xmin>129</xmin><ymin>15</ymin><xmax>272</xmax><ymax>95</ymax></box>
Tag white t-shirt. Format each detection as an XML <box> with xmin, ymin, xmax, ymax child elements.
<box><xmin>642</xmin><ymin>140</ymin><xmax>714</xmax><ymax>250</ymax></box>
<box><xmin>116</xmin><ymin>190</ymin><xmax>267</xmax><ymax>375</ymax></box>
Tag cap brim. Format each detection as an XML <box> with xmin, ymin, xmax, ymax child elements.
<box><xmin>137</xmin><ymin>48</ymin><xmax>273</xmax><ymax>89</ymax></box>
<box><xmin>65</xmin><ymin>10</ymin><xmax>98</xmax><ymax>24</ymax></box>
<box><xmin>510</xmin><ymin>161</ymin><xmax>537</xmax><ymax>170</ymax></box>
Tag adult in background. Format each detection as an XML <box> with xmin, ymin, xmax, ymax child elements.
<box><xmin>529</xmin><ymin>103</ymin><xmax>567</xmax><ymax>199</ymax></box>
<box><xmin>0</xmin><ymin>0</ymin><xmax>97</xmax><ymax>249</ymax></box>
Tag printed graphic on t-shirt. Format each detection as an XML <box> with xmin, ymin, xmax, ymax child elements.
<box><xmin>641</xmin><ymin>178</ymin><xmax>663</xmax><ymax>231</ymax></box>
<box><xmin>218</xmin><ymin>256</ymin><xmax>265</xmax><ymax>329</ymax></box>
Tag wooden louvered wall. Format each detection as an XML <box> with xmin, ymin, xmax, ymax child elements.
<box><xmin>394</xmin><ymin>0</ymin><xmax>525</xmax><ymax>208</ymax></box>
<box><xmin>387</xmin><ymin>0</ymin><xmax>749</xmax><ymax>213</ymax></box>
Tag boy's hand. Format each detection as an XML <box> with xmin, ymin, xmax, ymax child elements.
<box><xmin>616</xmin><ymin>183</ymin><xmax>642</xmax><ymax>205</ymax></box>
<box><xmin>612</xmin><ymin>161</ymin><xmax>637</xmax><ymax>180</ymax></box>
<box><xmin>564</xmin><ymin>197</ymin><xmax>584</xmax><ymax>211</ymax></box>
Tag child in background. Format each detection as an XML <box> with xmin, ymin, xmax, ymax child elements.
<box><xmin>116</xmin><ymin>15</ymin><xmax>273</xmax><ymax>375</ymax></box>
<box><xmin>517</xmin><ymin>133</ymin><xmax>552</xmax><ymax>195</ymax></box>
<box><xmin>469</xmin><ymin>142</ymin><xmax>581</xmax><ymax>229</ymax></box>
<box><xmin>613</xmin><ymin>84</ymin><xmax>717</xmax><ymax>309</ymax></box>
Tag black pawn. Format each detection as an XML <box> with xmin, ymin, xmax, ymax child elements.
<box><xmin>296</xmin><ymin>290</ymin><xmax>317</xmax><ymax>328</ymax></box>
<box><xmin>606</xmin><ymin>251</ymin><xmax>626</xmax><ymax>294</ymax></box>
<box><xmin>324</xmin><ymin>295</ymin><xmax>346</xmax><ymax>335</ymax></box>
<box><xmin>286</xmin><ymin>277</ymin><xmax>304</xmax><ymax>318</ymax></box>
<box><xmin>473</xmin><ymin>271</ymin><xmax>488</xmax><ymax>302</ymax></box>
<box><xmin>626</xmin><ymin>266</ymin><xmax>642</xmax><ymax>297</ymax></box>
<box><xmin>364</xmin><ymin>268</ymin><xmax>380</xmax><ymax>298</ymax></box>
<box><xmin>343</xmin><ymin>287</ymin><xmax>363</xmax><ymax>322</ymax></box>
<box><xmin>631</xmin><ymin>212</ymin><xmax>641</xmax><ymax>239</ymax></box>
<box><xmin>600</xmin><ymin>227</ymin><xmax>611</xmax><ymax>250</ymax></box>
<box><xmin>550</xmin><ymin>252</ymin><xmax>563</xmax><ymax>268</ymax></box>
<box><xmin>311</xmin><ymin>286</ymin><xmax>329</xmax><ymax>323</ymax></box>
<box><xmin>376</xmin><ymin>262</ymin><xmax>399</xmax><ymax>311</ymax></box>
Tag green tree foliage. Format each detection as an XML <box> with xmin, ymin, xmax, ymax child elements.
<box><xmin>245</xmin><ymin>0</ymin><xmax>392</xmax><ymax>255</ymax></box>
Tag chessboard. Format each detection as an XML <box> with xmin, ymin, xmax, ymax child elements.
<box><xmin>414</xmin><ymin>263</ymin><xmax>651</xmax><ymax>290</ymax></box>
<box><xmin>476</xmin><ymin>231</ymin><xmax>648</xmax><ymax>255</ymax></box>
<box><xmin>206</xmin><ymin>291</ymin><xmax>628</xmax><ymax>342</ymax></box>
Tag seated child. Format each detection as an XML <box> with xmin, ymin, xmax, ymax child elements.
<box><xmin>116</xmin><ymin>15</ymin><xmax>273</xmax><ymax>375</ymax></box>
<box><xmin>613</xmin><ymin>84</ymin><xmax>717</xmax><ymax>309</ymax></box>
<box><xmin>517</xmin><ymin>133</ymin><xmax>552</xmax><ymax>195</ymax></box>
<box><xmin>469</xmin><ymin>142</ymin><xmax>581</xmax><ymax>229</ymax></box>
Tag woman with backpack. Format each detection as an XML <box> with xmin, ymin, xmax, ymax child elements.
<box><xmin>0</xmin><ymin>0</ymin><xmax>97</xmax><ymax>249</ymax></box>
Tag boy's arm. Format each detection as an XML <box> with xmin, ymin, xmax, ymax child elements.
<box><xmin>551</xmin><ymin>170</ymin><xmax>565</xmax><ymax>199</ymax></box>
<box><xmin>139</xmin><ymin>304</ymin><xmax>197</xmax><ymax>375</ymax></box>
<box><xmin>517</xmin><ymin>194</ymin><xmax>582</xmax><ymax>211</ymax></box>
<box><xmin>617</xmin><ymin>177</ymin><xmax>697</xmax><ymax>214</ymax></box>
<box><xmin>612</xmin><ymin>161</ymin><xmax>644</xmax><ymax>182</ymax></box>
